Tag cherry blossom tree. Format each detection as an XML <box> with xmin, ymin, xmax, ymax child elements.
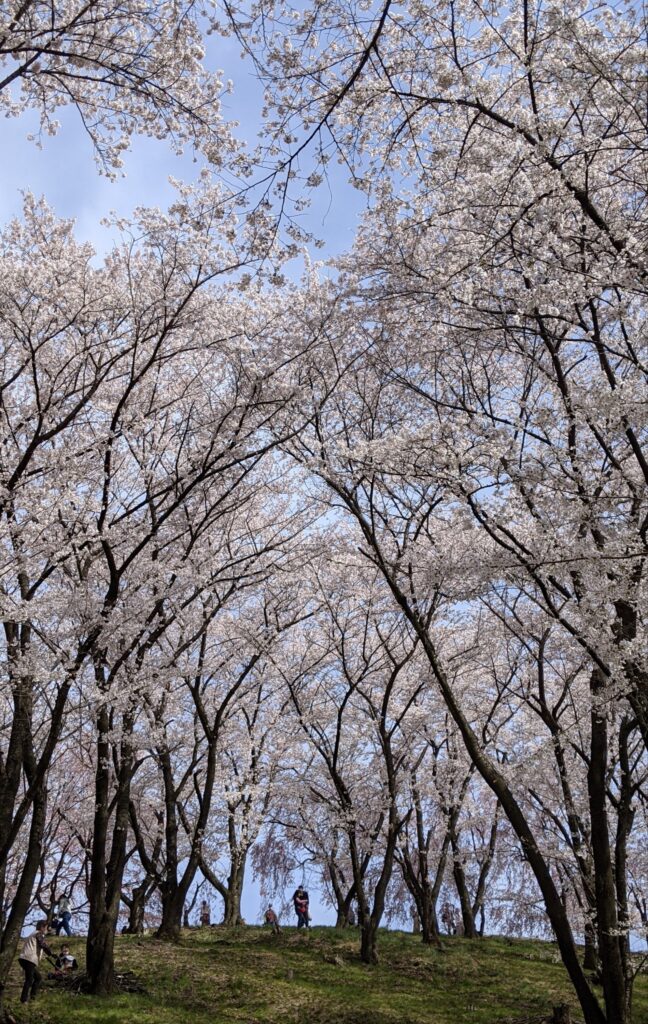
<box><xmin>219</xmin><ymin>2</ymin><xmax>647</xmax><ymax>1019</ymax></box>
<box><xmin>0</xmin><ymin>0</ymin><xmax>234</xmax><ymax>174</ymax></box>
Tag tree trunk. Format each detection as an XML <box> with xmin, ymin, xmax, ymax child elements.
<box><xmin>86</xmin><ymin>702</ymin><xmax>136</xmax><ymax>994</ymax></box>
<box><xmin>87</xmin><ymin>917</ymin><xmax>119</xmax><ymax>996</ymax></box>
<box><xmin>328</xmin><ymin>524</ymin><xmax>607</xmax><ymax>1024</ymax></box>
<box><xmin>222</xmin><ymin>855</ymin><xmax>246</xmax><ymax>926</ymax></box>
<box><xmin>155</xmin><ymin>890</ymin><xmax>184</xmax><ymax>941</ymax></box>
<box><xmin>360</xmin><ymin>917</ymin><xmax>379</xmax><ymax>965</ymax></box>
<box><xmin>584</xmin><ymin>919</ymin><xmax>598</xmax><ymax>971</ymax></box>
<box><xmin>397</xmin><ymin>777</ymin><xmax>447</xmax><ymax>948</ymax></box>
<box><xmin>0</xmin><ymin>783</ymin><xmax>47</xmax><ymax>1015</ymax></box>
<box><xmin>328</xmin><ymin>854</ymin><xmax>356</xmax><ymax>927</ymax></box>
<box><xmin>450</xmin><ymin>830</ymin><xmax>477</xmax><ymax>939</ymax></box>
<box><xmin>155</xmin><ymin>724</ymin><xmax>221</xmax><ymax>940</ymax></box>
<box><xmin>588</xmin><ymin>669</ymin><xmax>630</xmax><ymax>1024</ymax></box>
<box><xmin>124</xmin><ymin>880</ymin><xmax>148</xmax><ymax>934</ymax></box>
<box><xmin>418</xmin><ymin>894</ymin><xmax>441</xmax><ymax>945</ymax></box>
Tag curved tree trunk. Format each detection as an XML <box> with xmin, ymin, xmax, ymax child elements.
<box><xmin>0</xmin><ymin>783</ymin><xmax>48</xmax><ymax>1016</ymax></box>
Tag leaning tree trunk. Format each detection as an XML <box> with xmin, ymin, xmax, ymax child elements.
<box><xmin>0</xmin><ymin>782</ymin><xmax>47</xmax><ymax>1018</ymax></box>
<box><xmin>333</xmin><ymin>537</ymin><xmax>608</xmax><ymax>1024</ymax></box>
<box><xmin>357</xmin><ymin>795</ymin><xmax>402</xmax><ymax>965</ymax></box>
<box><xmin>155</xmin><ymin>728</ymin><xmax>220</xmax><ymax>940</ymax></box>
<box><xmin>398</xmin><ymin>799</ymin><xmax>451</xmax><ymax>948</ymax></box>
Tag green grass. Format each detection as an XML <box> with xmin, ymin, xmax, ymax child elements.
<box><xmin>6</xmin><ymin>927</ymin><xmax>648</xmax><ymax>1024</ymax></box>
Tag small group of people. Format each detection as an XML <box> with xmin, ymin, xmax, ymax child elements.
<box><xmin>17</xmin><ymin>920</ymin><xmax>78</xmax><ymax>1004</ymax></box>
<box><xmin>262</xmin><ymin>886</ymin><xmax>311</xmax><ymax>934</ymax></box>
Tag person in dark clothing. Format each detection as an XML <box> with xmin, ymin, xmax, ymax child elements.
<box><xmin>49</xmin><ymin>943</ymin><xmax>78</xmax><ymax>979</ymax></box>
<box><xmin>54</xmin><ymin>944</ymin><xmax>78</xmax><ymax>973</ymax></box>
<box><xmin>199</xmin><ymin>899</ymin><xmax>210</xmax><ymax>927</ymax></box>
<box><xmin>292</xmin><ymin>887</ymin><xmax>310</xmax><ymax>929</ymax></box>
<box><xmin>18</xmin><ymin>920</ymin><xmax>54</xmax><ymax>1003</ymax></box>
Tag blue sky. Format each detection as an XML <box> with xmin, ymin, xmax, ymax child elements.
<box><xmin>0</xmin><ymin>34</ymin><xmax>366</xmax><ymax>263</ymax></box>
<box><xmin>2</xmin><ymin>31</ymin><xmax>369</xmax><ymax>931</ymax></box>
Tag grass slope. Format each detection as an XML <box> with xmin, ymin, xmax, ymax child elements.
<box><xmin>6</xmin><ymin>927</ymin><xmax>648</xmax><ymax>1024</ymax></box>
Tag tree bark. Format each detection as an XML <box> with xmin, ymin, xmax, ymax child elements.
<box><xmin>584</xmin><ymin>920</ymin><xmax>598</xmax><ymax>972</ymax></box>
<box><xmin>588</xmin><ymin>669</ymin><xmax>630</xmax><ymax>1024</ymax></box>
<box><xmin>0</xmin><ymin>782</ymin><xmax>47</xmax><ymax>1015</ymax></box>
<box><xmin>450</xmin><ymin>827</ymin><xmax>477</xmax><ymax>939</ymax></box>
<box><xmin>222</xmin><ymin>854</ymin><xmax>246</xmax><ymax>926</ymax></box>
<box><xmin>86</xmin><ymin>703</ymin><xmax>136</xmax><ymax>994</ymax></box>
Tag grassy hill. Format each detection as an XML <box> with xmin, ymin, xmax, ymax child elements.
<box><xmin>6</xmin><ymin>926</ymin><xmax>648</xmax><ymax>1024</ymax></box>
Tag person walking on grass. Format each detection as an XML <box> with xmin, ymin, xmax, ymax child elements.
<box><xmin>55</xmin><ymin>893</ymin><xmax>73</xmax><ymax>936</ymax></box>
<box><xmin>18</xmin><ymin>920</ymin><xmax>54</xmax><ymax>1003</ymax></box>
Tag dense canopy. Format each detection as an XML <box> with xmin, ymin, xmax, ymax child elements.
<box><xmin>0</xmin><ymin>3</ymin><xmax>646</xmax><ymax>1024</ymax></box>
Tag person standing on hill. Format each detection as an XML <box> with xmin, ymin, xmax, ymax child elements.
<box><xmin>55</xmin><ymin>893</ymin><xmax>73</xmax><ymax>936</ymax></box>
<box><xmin>292</xmin><ymin>887</ymin><xmax>310</xmax><ymax>929</ymax></box>
<box><xmin>264</xmin><ymin>906</ymin><xmax>281</xmax><ymax>934</ymax></box>
<box><xmin>18</xmin><ymin>920</ymin><xmax>54</xmax><ymax>1003</ymax></box>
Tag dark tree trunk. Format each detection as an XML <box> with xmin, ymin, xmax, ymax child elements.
<box><xmin>328</xmin><ymin>853</ymin><xmax>356</xmax><ymax>927</ymax></box>
<box><xmin>0</xmin><ymin>782</ymin><xmax>47</xmax><ymax>1014</ymax></box>
<box><xmin>222</xmin><ymin>855</ymin><xmax>246</xmax><ymax>926</ymax></box>
<box><xmin>471</xmin><ymin>803</ymin><xmax>500</xmax><ymax>934</ymax></box>
<box><xmin>155</xmin><ymin>890</ymin><xmax>184</xmax><ymax>941</ymax></box>
<box><xmin>397</xmin><ymin>776</ymin><xmax>448</xmax><ymax>948</ymax></box>
<box><xmin>360</xmin><ymin>917</ymin><xmax>379</xmax><ymax>964</ymax></box>
<box><xmin>155</xmin><ymin>656</ymin><xmax>259</xmax><ymax>941</ymax></box>
<box><xmin>450</xmin><ymin>830</ymin><xmax>477</xmax><ymax>939</ymax></box>
<box><xmin>330</xmin><ymin>535</ymin><xmax>607</xmax><ymax>1024</ymax></box>
<box><xmin>155</xmin><ymin>740</ymin><xmax>219</xmax><ymax>940</ymax></box>
<box><xmin>356</xmin><ymin>743</ymin><xmax>403</xmax><ymax>965</ymax></box>
<box><xmin>615</xmin><ymin>717</ymin><xmax>635</xmax><ymax>1018</ymax></box>
<box><xmin>124</xmin><ymin>880</ymin><xmax>148</xmax><ymax>934</ymax></box>
<box><xmin>588</xmin><ymin>669</ymin><xmax>630</xmax><ymax>1024</ymax></box>
<box><xmin>584</xmin><ymin>922</ymin><xmax>598</xmax><ymax>972</ymax></box>
<box><xmin>86</xmin><ymin>703</ymin><xmax>136</xmax><ymax>994</ymax></box>
<box><xmin>154</xmin><ymin>744</ymin><xmax>184</xmax><ymax>941</ymax></box>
